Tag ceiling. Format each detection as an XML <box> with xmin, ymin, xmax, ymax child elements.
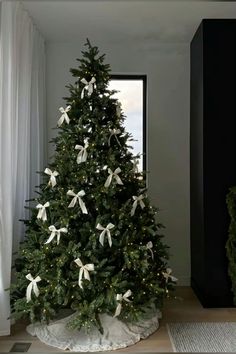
<box><xmin>22</xmin><ymin>1</ymin><xmax>236</xmax><ymax>44</ymax></box>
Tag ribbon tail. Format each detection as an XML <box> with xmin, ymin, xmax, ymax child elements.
<box><xmin>68</xmin><ymin>197</ymin><xmax>77</xmax><ymax>208</ymax></box>
<box><xmin>170</xmin><ymin>275</ymin><xmax>178</xmax><ymax>282</ymax></box>
<box><xmin>104</xmin><ymin>175</ymin><xmax>112</xmax><ymax>188</ymax></box>
<box><xmin>115</xmin><ymin>135</ymin><xmax>121</xmax><ymax>146</ymax></box>
<box><xmin>42</xmin><ymin>210</ymin><xmax>47</xmax><ymax>222</ymax></box>
<box><xmin>81</xmin><ymin>88</ymin><xmax>85</xmax><ymax>99</ymax></box>
<box><xmin>131</xmin><ymin>202</ymin><xmax>137</xmax><ymax>217</ymax></box>
<box><xmin>45</xmin><ymin>233</ymin><xmax>55</xmax><ymax>244</ymax></box>
<box><xmin>57</xmin><ymin>233</ymin><xmax>60</xmax><ymax>245</ymax></box>
<box><xmin>37</xmin><ymin>209</ymin><xmax>43</xmax><ymax>220</ymax></box>
<box><xmin>82</xmin><ymin>150</ymin><xmax>88</xmax><ymax>162</ymax></box>
<box><xmin>51</xmin><ymin>176</ymin><xmax>56</xmax><ymax>187</ymax></box>
<box><xmin>140</xmin><ymin>200</ymin><xmax>145</xmax><ymax>209</ymax></box>
<box><xmin>77</xmin><ymin>152</ymin><xmax>83</xmax><ymax>164</ymax></box>
<box><xmin>33</xmin><ymin>283</ymin><xmax>39</xmax><ymax>298</ymax></box>
<box><xmin>113</xmin><ymin>303</ymin><xmax>122</xmax><ymax>318</ymax></box>
<box><xmin>108</xmin><ymin>233</ymin><xmax>112</xmax><ymax>247</ymax></box>
<box><xmin>84</xmin><ymin>269</ymin><xmax>90</xmax><ymax>281</ymax></box>
<box><xmin>150</xmin><ymin>249</ymin><xmax>154</xmax><ymax>260</ymax></box>
<box><xmin>57</xmin><ymin>116</ymin><xmax>64</xmax><ymax>127</ymax></box>
<box><xmin>79</xmin><ymin>269</ymin><xmax>83</xmax><ymax>289</ymax></box>
<box><xmin>115</xmin><ymin>175</ymin><xmax>123</xmax><ymax>185</ymax></box>
<box><xmin>88</xmin><ymin>85</ymin><xmax>93</xmax><ymax>96</ymax></box>
<box><xmin>26</xmin><ymin>283</ymin><xmax>32</xmax><ymax>303</ymax></box>
<box><xmin>99</xmin><ymin>231</ymin><xmax>105</xmax><ymax>246</ymax></box>
<box><xmin>79</xmin><ymin>198</ymin><xmax>88</xmax><ymax>214</ymax></box>
<box><xmin>65</xmin><ymin>113</ymin><xmax>70</xmax><ymax>124</ymax></box>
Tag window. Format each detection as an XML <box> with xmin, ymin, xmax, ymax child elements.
<box><xmin>108</xmin><ymin>75</ymin><xmax>146</xmax><ymax>172</ymax></box>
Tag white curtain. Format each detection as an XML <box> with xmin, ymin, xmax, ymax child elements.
<box><xmin>0</xmin><ymin>1</ymin><xmax>46</xmax><ymax>335</ymax></box>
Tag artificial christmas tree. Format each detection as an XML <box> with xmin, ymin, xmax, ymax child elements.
<box><xmin>10</xmin><ymin>40</ymin><xmax>176</xmax><ymax>349</ymax></box>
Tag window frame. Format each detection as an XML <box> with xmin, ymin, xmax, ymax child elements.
<box><xmin>110</xmin><ymin>74</ymin><xmax>147</xmax><ymax>172</ymax></box>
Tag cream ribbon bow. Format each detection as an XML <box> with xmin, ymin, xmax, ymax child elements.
<box><xmin>75</xmin><ymin>139</ymin><xmax>89</xmax><ymax>164</ymax></box>
<box><xmin>26</xmin><ymin>273</ymin><xmax>41</xmax><ymax>303</ymax></box>
<box><xmin>44</xmin><ymin>168</ymin><xmax>59</xmax><ymax>188</ymax></box>
<box><xmin>74</xmin><ymin>258</ymin><xmax>94</xmax><ymax>289</ymax></box>
<box><xmin>131</xmin><ymin>194</ymin><xmax>145</xmax><ymax>216</ymax></box>
<box><xmin>108</xmin><ymin>129</ymin><xmax>121</xmax><ymax>146</ymax></box>
<box><xmin>36</xmin><ymin>202</ymin><xmax>50</xmax><ymax>222</ymax></box>
<box><xmin>57</xmin><ymin>105</ymin><xmax>71</xmax><ymax>126</ymax></box>
<box><xmin>81</xmin><ymin>77</ymin><xmax>96</xmax><ymax>98</ymax></box>
<box><xmin>113</xmin><ymin>289</ymin><xmax>132</xmax><ymax>317</ymax></box>
<box><xmin>96</xmin><ymin>223</ymin><xmax>115</xmax><ymax>247</ymax></box>
<box><xmin>146</xmin><ymin>241</ymin><xmax>154</xmax><ymax>260</ymax></box>
<box><xmin>67</xmin><ymin>190</ymin><xmax>88</xmax><ymax>214</ymax></box>
<box><xmin>45</xmin><ymin>225</ymin><xmax>68</xmax><ymax>245</ymax></box>
<box><xmin>163</xmin><ymin>268</ymin><xmax>178</xmax><ymax>282</ymax></box>
<box><xmin>104</xmin><ymin>167</ymin><xmax>123</xmax><ymax>188</ymax></box>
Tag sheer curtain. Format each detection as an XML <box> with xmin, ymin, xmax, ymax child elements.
<box><xmin>0</xmin><ymin>1</ymin><xmax>46</xmax><ymax>335</ymax></box>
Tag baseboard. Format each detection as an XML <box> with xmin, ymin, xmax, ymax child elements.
<box><xmin>0</xmin><ymin>330</ymin><xmax>10</xmax><ymax>336</ymax></box>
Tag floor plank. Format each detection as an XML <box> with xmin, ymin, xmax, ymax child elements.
<box><xmin>1</xmin><ymin>287</ymin><xmax>236</xmax><ymax>352</ymax></box>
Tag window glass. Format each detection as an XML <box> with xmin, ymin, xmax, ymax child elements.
<box><xmin>108</xmin><ymin>78</ymin><xmax>145</xmax><ymax>172</ymax></box>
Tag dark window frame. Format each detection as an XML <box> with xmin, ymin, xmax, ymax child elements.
<box><xmin>111</xmin><ymin>74</ymin><xmax>147</xmax><ymax>172</ymax></box>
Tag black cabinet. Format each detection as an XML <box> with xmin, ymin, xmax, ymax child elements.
<box><xmin>190</xmin><ymin>20</ymin><xmax>236</xmax><ymax>307</ymax></box>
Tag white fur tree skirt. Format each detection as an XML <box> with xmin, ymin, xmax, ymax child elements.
<box><xmin>27</xmin><ymin>307</ymin><xmax>161</xmax><ymax>351</ymax></box>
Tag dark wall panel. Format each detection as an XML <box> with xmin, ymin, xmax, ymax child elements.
<box><xmin>190</xmin><ymin>20</ymin><xmax>236</xmax><ymax>307</ymax></box>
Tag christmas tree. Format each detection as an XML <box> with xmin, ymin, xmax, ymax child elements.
<box><xmin>10</xmin><ymin>40</ymin><xmax>176</xmax><ymax>333</ymax></box>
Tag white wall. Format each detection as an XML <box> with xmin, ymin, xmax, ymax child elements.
<box><xmin>46</xmin><ymin>41</ymin><xmax>190</xmax><ymax>285</ymax></box>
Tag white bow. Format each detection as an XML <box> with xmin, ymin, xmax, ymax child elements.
<box><xmin>163</xmin><ymin>268</ymin><xmax>178</xmax><ymax>283</ymax></box>
<box><xmin>81</xmin><ymin>77</ymin><xmax>96</xmax><ymax>98</ymax></box>
<box><xmin>57</xmin><ymin>105</ymin><xmax>71</xmax><ymax>126</ymax></box>
<box><xmin>75</xmin><ymin>139</ymin><xmax>89</xmax><ymax>164</ymax></box>
<box><xmin>104</xmin><ymin>167</ymin><xmax>123</xmax><ymax>188</ymax></box>
<box><xmin>44</xmin><ymin>168</ymin><xmax>59</xmax><ymax>188</ymax></box>
<box><xmin>146</xmin><ymin>241</ymin><xmax>154</xmax><ymax>260</ymax></box>
<box><xmin>74</xmin><ymin>258</ymin><xmax>94</xmax><ymax>289</ymax></box>
<box><xmin>96</xmin><ymin>223</ymin><xmax>114</xmax><ymax>247</ymax></box>
<box><xmin>45</xmin><ymin>225</ymin><xmax>68</xmax><ymax>245</ymax></box>
<box><xmin>113</xmin><ymin>289</ymin><xmax>132</xmax><ymax>317</ymax></box>
<box><xmin>36</xmin><ymin>202</ymin><xmax>50</xmax><ymax>222</ymax></box>
<box><xmin>131</xmin><ymin>194</ymin><xmax>145</xmax><ymax>216</ymax></box>
<box><xmin>108</xmin><ymin>129</ymin><xmax>121</xmax><ymax>146</ymax></box>
<box><xmin>67</xmin><ymin>189</ymin><xmax>88</xmax><ymax>214</ymax></box>
<box><xmin>26</xmin><ymin>273</ymin><xmax>41</xmax><ymax>303</ymax></box>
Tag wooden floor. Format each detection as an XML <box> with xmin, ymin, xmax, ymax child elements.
<box><xmin>1</xmin><ymin>287</ymin><xmax>236</xmax><ymax>353</ymax></box>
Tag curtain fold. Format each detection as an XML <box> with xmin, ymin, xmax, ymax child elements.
<box><xmin>0</xmin><ymin>1</ymin><xmax>46</xmax><ymax>335</ymax></box>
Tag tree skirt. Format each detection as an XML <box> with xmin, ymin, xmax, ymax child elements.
<box><xmin>27</xmin><ymin>307</ymin><xmax>161</xmax><ymax>351</ymax></box>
